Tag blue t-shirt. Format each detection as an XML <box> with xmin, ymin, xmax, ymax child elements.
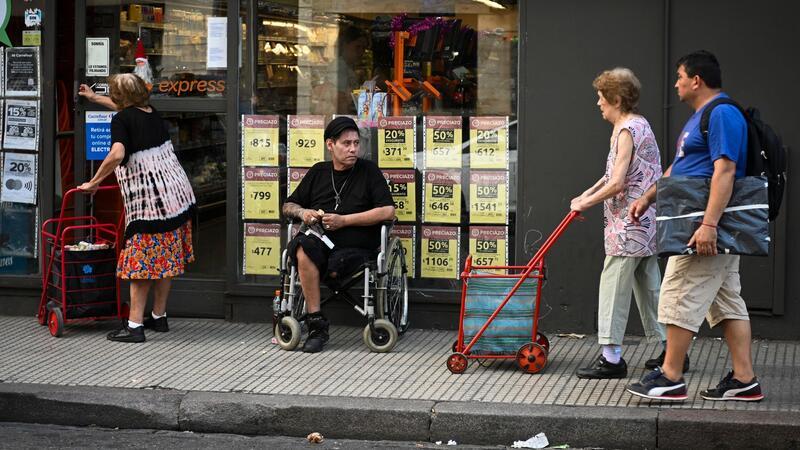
<box><xmin>671</xmin><ymin>93</ymin><xmax>748</xmax><ymax>178</ymax></box>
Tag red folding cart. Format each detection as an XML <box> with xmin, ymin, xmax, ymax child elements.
<box><xmin>447</xmin><ymin>211</ymin><xmax>580</xmax><ymax>374</ymax></box>
<box><xmin>37</xmin><ymin>186</ymin><xmax>126</xmax><ymax>337</ymax></box>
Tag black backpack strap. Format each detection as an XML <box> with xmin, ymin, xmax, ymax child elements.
<box><xmin>699</xmin><ymin>97</ymin><xmax>748</xmax><ymax>139</ymax></box>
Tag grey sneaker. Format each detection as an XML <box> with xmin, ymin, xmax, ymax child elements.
<box><xmin>700</xmin><ymin>370</ymin><xmax>764</xmax><ymax>402</ymax></box>
<box><xmin>626</xmin><ymin>367</ymin><xmax>688</xmax><ymax>401</ymax></box>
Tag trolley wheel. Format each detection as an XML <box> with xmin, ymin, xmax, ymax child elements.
<box><xmin>274</xmin><ymin>316</ymin><xmax>302</xmax><ymax>351</ymax></box>
<box><xmin>536</xmin><ymin>332</ymin><xmax>550</xmax><ymax>352</ymax></box>
<box><xmin>446</xmin><ymin>353</ymin><xmax>469</xmax><ymax>374</ymax></box>
<box><xmin>363</xmin><ymin>319</ymin><xmax>398</xmax><ymax>353</ymax></box>
<box><xmin>516</xmin><ymin>342</ymin><xmax>548</xmax><ymax>374</ymax></box>
<box><xmin>451</xmin><ymin>340</ymin><xmax>459</xmax><ymax>353</ymax></box>
<box><xmin>48</xmin><ymin>307</ymin><xmax>64</xmax><ymax>338</ymax></box>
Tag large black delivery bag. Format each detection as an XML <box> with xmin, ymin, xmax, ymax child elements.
<box><xmin>656</xmin><ymin>176</ymin><xmax>769</xmax><ymax>257</ymax></box>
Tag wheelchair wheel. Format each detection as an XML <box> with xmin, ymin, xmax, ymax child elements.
<box><xmin>274</xmin><ymin>316</ymin><xmax>302</xmax><ymax>350</ymax></box>
<box><xmin>363</xmin><ymin>318</ymin><xmax>398</xmax><ymax>353</ymax></box>
<box><xmin>377</xmin><ymin>237</ymin><xmax>409</xmax><ymax>334</ymax></box>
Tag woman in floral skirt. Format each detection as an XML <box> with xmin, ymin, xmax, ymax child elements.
<box><xmin>78</xmin><ymin>74</ymin><xmax>196</xmax><ymax>343</ymax></box>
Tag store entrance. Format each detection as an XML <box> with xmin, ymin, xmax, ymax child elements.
<box><xmin>75</xmin><ymin>0</ymin><xmax>231</xmax><ymax>317</ymax></box>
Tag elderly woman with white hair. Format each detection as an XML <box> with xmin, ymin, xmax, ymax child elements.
<box><xmin>78</xmin><ymin>74</ymin><xmax>196</xmax><ymax>343</ymax></box>
<box><xmin>570</xmin><ymin>68</ymin><xmax>677</xmax><ymax>379</ymax></box>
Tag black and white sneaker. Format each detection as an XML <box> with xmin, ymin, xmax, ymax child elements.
<box><xmin>626</xmin><ymin>367</ymin><xmax>688</xmax><ymax>401</ymax></box>
<box><xmin>700</xmin><ymin>370</ymin><xmax>764</xmax><ymax>402</ymax></box>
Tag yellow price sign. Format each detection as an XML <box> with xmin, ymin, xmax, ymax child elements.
<box><xmin>390</xmin><ymin>224</ymin><xmax>416</xmax><ymax>278</ymax></box>
<box><xmin>243</xmin><ymin>223</ymin><xmax>281</xmax><ymax>275</ymax></box>
<box><xmin>424</xmin><ymin>116</ymin><xmax>462</xmax><ymax>168</ymax></box>
<box><xmin>242</xmin><ymin>115</ymin><xmax>279</xmax><ymax>166</ymax></box>
<box><xmin>378</xmin><ymin>116</ymin><xmax>416</xmax><ymax>168</ymax></box>
<box><xmin>383</xmin><ymin>170</ymin><xmax>416</xmax><ymax>222</ymax></box>
<box><xmin>469</xmin><ymin>226</ymin><xmax>508</xmax><ymax>273</ymax></box>
<box><xmin>469</xmin><ymin>170</ymin><xmax>508</xmax><ymax>224</ymax></box>
<box><xmin>423</xmin><ymin>169</ymin><xmax>461</xmax><ymax>224</ymax></box>
<box><xmin>288</xmin><ymin>115</ymin><xmax>325</xmax><ymax>167</ymax></box>
<box><xmin>243</xmin><ymin>167</ymin><xmax>280</xmax><ymax>219</ymax></box>
<box><xmin>469</xmin><ymin>116</ymin><xmax>509</xmax><ymax>169</ymax></box>
<box><xmin>287</xmin><ymin>167</ymin><xmax>309</xmax><ymax>196</ymax></box>
<box><xmin>420</xmin><ymin>226</ymin><xmax>460</xmax><ymax>279</ymax></box>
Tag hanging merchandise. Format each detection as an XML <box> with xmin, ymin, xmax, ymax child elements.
<box><xmin>132</xmin><ymin>38</ymin><xmax>153</xmax><ymax>88</ymax></box>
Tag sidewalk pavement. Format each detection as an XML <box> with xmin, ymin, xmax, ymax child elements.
<box><xmin>1</xmin><ymin>315</ymin><xmax>798</xmax><ymax>449</ymax></box>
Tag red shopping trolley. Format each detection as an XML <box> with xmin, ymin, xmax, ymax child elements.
<box><xmin>37</xmin><ymin>186</ymin><xmax>126</xmax><ymax>337</ymax></box>
<box><xmin>447</xmin><ymin>211</ymin><xmax>581</xmax><ymax>374</ymax></box>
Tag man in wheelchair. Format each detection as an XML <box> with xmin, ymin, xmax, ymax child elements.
<box><xmin>281</xmin><ymin>117</ymin><xmax>396</xmax><ymax>353</ymax></box>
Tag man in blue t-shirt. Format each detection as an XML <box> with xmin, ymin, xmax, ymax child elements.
<box><xmin>624</xmin><ymin>50</ymin><xmax>764</xmax><ymax>402</ymax></box>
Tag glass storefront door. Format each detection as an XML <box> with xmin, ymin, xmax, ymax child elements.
<box><xmin>80</xmin><ymin>1</ymin><xmax>230</xmax><ymax>279</ymax></box>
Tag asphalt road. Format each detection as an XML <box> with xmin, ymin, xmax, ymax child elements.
<box><xmin>0</xmin><ymin>423</ymin><xmax>517</xmax><ymax>449</ymax></box>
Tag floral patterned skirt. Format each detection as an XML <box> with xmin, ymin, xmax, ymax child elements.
<box><xmin>117</xmin><ymin>221</ymin><xmax>195</xmax><ymax>279</ymax></box>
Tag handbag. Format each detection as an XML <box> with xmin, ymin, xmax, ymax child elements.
<box><xmin>655</xmin><ymin>176</ymin><xmax>770</xmax><ymax>257</ymax></box>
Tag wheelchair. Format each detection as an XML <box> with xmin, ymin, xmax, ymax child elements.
<box><xmin>273</xmin><ymin>220</ymin><xmax>409</xmax><ymax>352</ymax></box>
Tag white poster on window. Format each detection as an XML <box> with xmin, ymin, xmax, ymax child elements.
<box><xmin>1</xmin><ymin>153</ymin><xmax>37</xmax><ymax>204</ymax></box>
<box><xmin>206</xmin><ymin>17</ymin><xmax>227</xmax><ymax>69</ymax></box>
<box><xmin>3</xmin><ymin>99</ymin><xmax>39</xmax><ymax>151</ymax></box>
<box><xmin>86</xmin><ymin>38</ymin><xmax>110</xmax><ymax>77</ymax></box>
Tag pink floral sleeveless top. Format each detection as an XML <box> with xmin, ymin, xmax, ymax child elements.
<box><xmin>603</xmin><ymin>116</ymin><xmax>662</xmax><ymax>256</ymax></box>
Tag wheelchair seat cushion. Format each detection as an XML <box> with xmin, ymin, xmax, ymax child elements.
<box><xmin>288</xmin><ymin>234</ymin><xmax>377</xmax><ymax>282</ymax></box>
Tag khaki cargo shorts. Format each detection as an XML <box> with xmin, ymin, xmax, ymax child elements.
<box><xmin>658</xmin><ymin>255</ymin><xmax>749</xmax><ymax>332</ymax></box>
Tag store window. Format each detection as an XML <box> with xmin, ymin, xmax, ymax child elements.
<box><xmin>0</xmin><ymin>1</ymin><xmax>46</xmax><ymax>276</ymax></box>
<box><xmin>162</xmin><ymin>112</ymin><xmax>228</xmax><ymax>277</ymax></box>
<box><xmin>238</xmin><ymin>1</ymin><xmax>518</xmax><ymax>290</ymax></box>
<box><xmin>86</xmin><ymin>1</ymin><xmax>228</xmax><ymax>98</ymax></box>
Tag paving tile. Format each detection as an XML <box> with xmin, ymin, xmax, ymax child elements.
<box><xmin>1</xmin><ymin>316</ymin><xmax>796</xmax><ymax>412</ymax></box>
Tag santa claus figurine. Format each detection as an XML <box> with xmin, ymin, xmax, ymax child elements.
<box><xmin>133</xmin><ymin>38</ymin><xmax>153</xmax><ymax>89</ymax></box>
